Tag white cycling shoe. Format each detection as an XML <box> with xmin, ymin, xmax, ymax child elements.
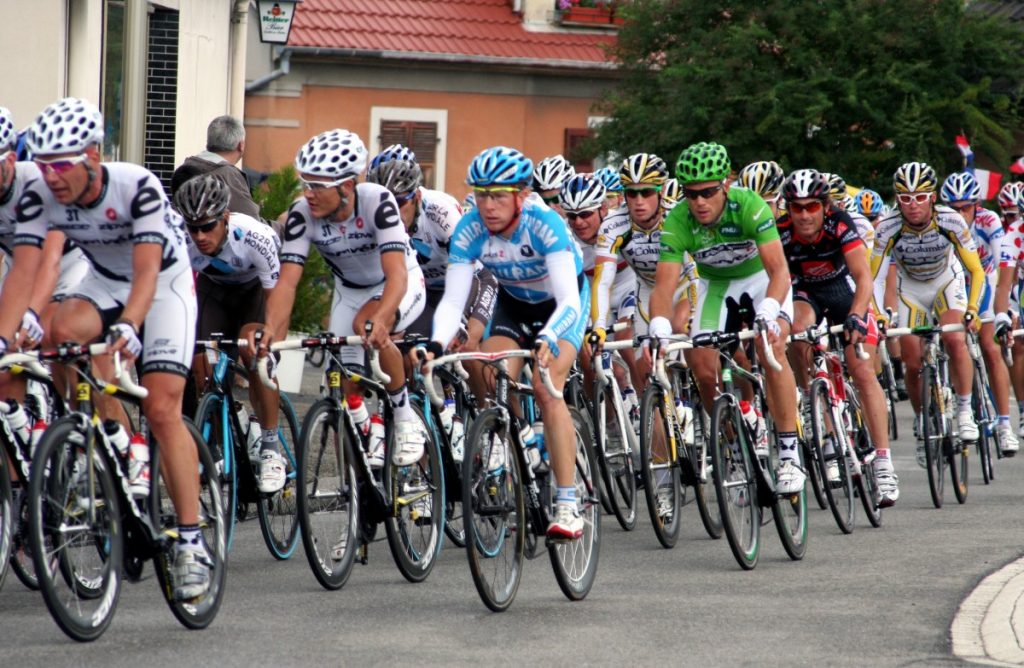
<box><xmin>957</xmin><ymin>409</ymin><xmax>978</xmax><ymax>442</ymax></box>
<box><xmin>775</xmin><ymin>460</ymin><xmax>807</xmax><ymax>495</ymax></box>
<box><xmin>392</xmin><ymin>420</ymin><xmax>426</xmax><ymax>466</ymax></box>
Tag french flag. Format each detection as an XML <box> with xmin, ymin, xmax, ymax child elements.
<box><xmin>956</xmin><ymin>134</ymin><xmax>974</xmax><ymax>171</ymax></box>
<box><xmin>975</xmin><ymin>169</ymin><xmax>1003</xmax><ymax>201</ymax></box>
<box><xmin>1011</xmin><ymin>156</ymin><xmax>1024</xmax><ymax>175</ymax></box>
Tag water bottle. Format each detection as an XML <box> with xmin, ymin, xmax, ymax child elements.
<box><xmin>103</xmin><ymin>419</ymin><xmax>130</xmax><ymax>459</ymax></box>
<box><xmin>247</xmin><ymin>415</ymin><xmax>262</xmax><ymax>461</ymax></box>
<box><xmin>128</xmin><ymin>432</ymin><xmax>150</xmax><ymax>498</ymax></box>
<box><xmin>676</xmin><ymin>398</ymin><xmax>694</xmax><ymax>446</ymax></box>
<box><xmin>520</xmin><ymin>422</ymin><xmax>542</xmax><ymax>471</ymax></box>
<box><xmin>439</xmin><ymin>399</ymin><xmax>455</xmax><ymax>433</ymax></box>
<box><xmin>367</xmin><ymin>414</ymin><xmax>386</xmax><ymax>468</ymax></box>
<box><xmin>3</xmin><ymin>400</ymin><xmax>31</xmax><ymax>446</ymax></box>
<box><xmin>441</xmin><ymin>399</ymin><xmax>464</xmax><ymax>463</ymax></box>
<box><xmin>739</xmin><ymin>400</ymin><xmax>768</xmax><ymax>456</ymax></box>
<box><xmin>623</xmin><ymin>386</ymin><xmax>640</xmax><ymax>434</ymax></box>
<box><xmin>235</xmin><ymin>402</ymin><xmax>250</xmax><ymax>435</ymax></box>
<box><xmin>346</xmin><ymin>394</ymin><xmax>371</xmax><ymax>438</ymax></box>
<box><xmin>533</xmin><ymin>421</ymin><xmax>549</xmax><ymax>465</ymax></box>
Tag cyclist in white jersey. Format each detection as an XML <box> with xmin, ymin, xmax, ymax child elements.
<box><xmin>532</xmin><ymin>154</ymin><xmax>575</xmax><ymax>216</ymax></box>
<box><xmin>0</xmin><ymin>98</ymin><xmax>207</xmax><ymax>600</ymax></box>
<box><xmin>420</xmin><ymin>146</ymin><xmax>589</xmax><ymax>540</ymax></box>
<box><xmin>174</xmin><ymin>174</ymin><xmax>290</xmax><ymax>488</ymax></box>
<box><xmin>871</xmin><ymin>162</ymin><xmax>985</xmax><ymax>459</ymax></box>
<box><xmin>256</xmin><ymin>129</ymin><xmax>428</xmax><ymax>467</ymax></box>
<box><xmin>940</xmin><ymin>172</ymin><xmax>1017</xmax><ymax>454</ymax></box>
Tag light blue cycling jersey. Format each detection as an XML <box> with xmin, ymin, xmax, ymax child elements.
<box><xmin>448</xmin><ymin>200</ymin><xmax>583</xmax><ymax>303</ymax></box>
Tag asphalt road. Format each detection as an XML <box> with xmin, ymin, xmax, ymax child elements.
<box><xmin>2</xmin><ymin>377</ymin><xmax>1023</xmax><ymax>667</ymax></box>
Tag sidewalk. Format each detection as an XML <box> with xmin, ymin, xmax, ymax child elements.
<box><xmin>952</xmin><ymin>553</ymin><xmax>1024</xmax><ymax>666</ymax></box>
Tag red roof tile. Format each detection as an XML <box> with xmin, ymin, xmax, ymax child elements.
<box><xmin>288</xmin><ymin>0</ymin><xmax>617</xmax><ymax>68</ymax></box>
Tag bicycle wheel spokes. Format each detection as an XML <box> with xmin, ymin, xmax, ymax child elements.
<box><xmin>462</xmin><ymin>408</ymin><xmax>524</xmax><ymax>612</ymax></box>
<box><xmin>810</xmin><ymin>378</ymin><xmax>854</xmax><ymax>534</ymax></box>
<box><xmin>921</xmin><ymin>368</ymin><xmax>945</xmax><ymax>508</ymax></box>
<box><xmin>256</xmin><ymin>395</ymin><xmax>302</xmax><ymax>560</ymax></box>
<box><xmin>297</xmin><ymin>400</ymin><xmax>359</xmax><ymax>590</ymax></box>
<box><xmin>709</xmin><ymin>395</ymin><xmax>759</xmax><ymax>570</ymax></box>
<box><xmin>638</xmin><ymin>384</ymin><xmax>681</xmax><ymax>549</ymax></box>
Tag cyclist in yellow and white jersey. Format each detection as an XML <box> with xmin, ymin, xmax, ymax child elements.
<box><xmin>871</xmin><ymin>162</ymin><xmax>985</xmax><ymax>462</ymax></box>
<box><xmin>736</xmin><ymin>160</ymin><xmax>786</xmax><ymax>220</ymax></box>
<box><xmin>594</xmin><ymin>165</ymin><xmax>624</xmax><ymax>210</ymax></box>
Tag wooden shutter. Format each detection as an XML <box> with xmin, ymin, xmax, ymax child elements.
<box><xmin>564</xmin><ymin>128</ymin><xmax>594</xmax><ymax>173</ymax></box>
<box><xmin>379</xmin><ymin>120</ymin><xmax>438</xmax><ymax>189</ymax></box>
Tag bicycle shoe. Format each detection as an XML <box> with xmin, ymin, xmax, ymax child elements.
<box><xmin>546</xmin><ymin>502</ymin><xmax>583</xmax><ymax>540</ymax></box>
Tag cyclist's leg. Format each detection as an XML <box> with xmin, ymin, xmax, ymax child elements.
<box><xmin>934</xmin><ymin>271</ymin><xmax>975</xmax><ymax>436</ymax></box>
<box><xmin>788</xmin><ymin>293</ymin><xmax>818</xmax><ymax>391</ymax></box>
<box><xmin>977</xmin><ymin>281</ymin><xmax>1015</xmax><ymax>448</ymax></box>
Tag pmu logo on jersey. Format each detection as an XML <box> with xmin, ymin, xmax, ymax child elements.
<box><xmin>105</xmin><ymin>208</ymin><xmax>117</xmax><ymax>221</ymax></box>
<box><xmin>355</xmin><ymin>217</ymin><xmax>364</xmax><ymax>229</ymax></box>
<box><xmin>520</xmin><ymin>245</ymin><xmax>534</xmax><ymax>257</ymax></box>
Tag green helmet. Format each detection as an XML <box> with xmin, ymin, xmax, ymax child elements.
<box><xmin>676</xmin><ymin>142</ymin><xmax>731</xmax><ymax>184</ymax></box>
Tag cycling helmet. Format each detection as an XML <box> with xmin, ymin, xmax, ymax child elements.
<box><xmin>560</xmin><ymin>174</ymin><xmax>607</xmax><ymax>212</ymax></box>
<box><xmin>294</xmin><ymin>129</ymin><xmax>367</xmax><ymax>179</ymax></box>
<box><xmin>940</xmin><ymin>172</ymin><xmax>981</xmax><ymax>203</ymax></box>
<box><xmin>855</xmin><ymin>189</ymin><xmax>884</xmax><ymax>217</ymax></box>
<box><xmin>370</xmin><ymin>143</ymin><xmax>416</xmax><ymax>169</ymax></box>
<box><xmin>999</xmin><ymin>182</ymin><xmax>1024</xmax><ymax>210</ymax></box>
<box><xmin>737</xmin><ymin>161</ymin><xmax>785</xmax><ymax>198</ymax></box>
<box><xmin>782</xmin><ymin>169</ymin><xmax>829</xmax><ymax>201</ymax></box>
<box><xmin>366</xmin><ymin>156</ymin><xmax>423</xmax><ymax>194</ymax></box>
<box><xmin>0</xmin><ymin>107</ymin><xmax>15</xmax><ymax>151</ymax></box>
<box><xmin>466</xmin><ymin>146</ymin><xmax>533</xmax><ymax>187</ymax></box>
<box><xmin>620</xmin><ymin>153</ymin><xmax>669</xmax><ymax>187</ymax></box>
<box><xmin>662</xmin><ymin>178</ymin><xmax>681</xmax><ymax>206</ymax></box>
<box><xmin>821</xmin><ymin>172</ymin><xmax>847</xmax><ymax>200</ymax></box>
<box><xmin>533</xmin><ymin>154</ymin><xmax>576</xmax><ymax>191</ymax></box>
<box><xmin>675</xmin><ymin>142</ymin><xmax>731</xmax><ymax>184</ymax></box>
<box><xmin>594</xmin><ymin>165</ymin><xmax>623</xmax><ymax>193</ymax></box>
<box><xmin>893</xmin><ymin>161</ymin><xmax>937</xmax><ymax>193</ymax></box>
<box><xmin>27</xmin><ymin>97</ymin><xmax>104</xmax><ymax>155</ymax></box>
<box><xmin>173</xmin><ymin>174</ymin><xmax>230</xmax><ymax>222</ymax></box>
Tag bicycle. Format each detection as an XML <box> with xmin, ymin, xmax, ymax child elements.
<box><xmin>22</xmin><ymin>344</ymin><xmax>226</xmax><ymax>641</ymax></box>
<box><xmin>790</xmin><ymin>321</ymin><xmax>882</xmax><ymax>533</ymax></box>
<box><xmin>682</xmin><ymin>324</ymin><xmax>808</xmax><ymax>570</ymax></box>
<box><xmin>194</xmin><ymin>335</ymin><xmax>301</xmax><ymax>559</ymax></box>
<box><xmin>886</xmin><ymin>322</ymin><xmax>969</xmax><ymax>508</ymax></box>
<box><xmin>424</xmin><ymin>348</ymin><xmax>600</xmax><ymax>612</ymax></box>
<box><xmin>260</xmin><ymin>331</ymin><xmax>444</xmax><ymax>590</ymax></box>
<box><xmin>967</xmin><ymin>327</ymin><xmax>1003</xmax><ymax>485</ymax></box>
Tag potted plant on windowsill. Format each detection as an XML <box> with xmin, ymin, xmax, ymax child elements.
<box><xmin>557</xmin><ymin>0</ymin><xmax>623</xmax><ymax>27</ymax></box>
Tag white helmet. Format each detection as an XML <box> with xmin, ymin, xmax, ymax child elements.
<box><xmin>295</xmin><ymin>129</ymin><xmax>367</xmax><ymax>179</ymax></box>
<box><xmin>0</xmin><ymin>107</ymin><xmax>15</xmax><ymax>151</ymax></box>
<box><xmin>533</xmin><ymin>154</ymin><xmax>575</xmax><ymax>191</ymax></box>
<box><xmin>27</xmin><ymin>98</ymin><xmax>104</xmax><ymax>155</ymax></box>
<box><xmin>560</xmin><ymin>174</ymin><xmax>606</xmax><ymax>212</ymax></box>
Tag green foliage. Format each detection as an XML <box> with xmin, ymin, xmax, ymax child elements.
<box><xmin>591</xmin><ymin>0</ymin><xmax>1024</xmax><ymax>194</ymax></box>
<box><xmin>254</xmin><ymin>165</ymin><xmax>331</xmax><ymax>333</ymax></box>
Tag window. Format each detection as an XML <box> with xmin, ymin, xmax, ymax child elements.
<box><xmin>379</xmin><ymin>120</ymin><xmax>438</xmax><ymax>189</ymax></box>
<box><xmin>564</xmin><ymin>128</ymin><xmax>594</xmax><ymax>173</ymax></box>
<box><xmin>369</xmin><ymin>107</ymin><xmax>448</xmax><ymax>191</ymax></box>
<box><xmin>101</xmin><ymin>0</ymin><xmax>127</xmax><ymax>160</ymax></box>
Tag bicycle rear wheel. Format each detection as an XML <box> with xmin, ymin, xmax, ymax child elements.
<box><xmin>768</xmin><ymin>422</ymin><xmax>808</xmax><ymax>561</ymax></box>
<box><xmin>195</xmin><ymin>393</ymin><xmax>239</xmax><ymax>552</ymax></box>
<box><xmin>920</xmin><ymin>367</ymin><xmax>945</xmax><ymax>508</ymax></box>
<box><xmin>0</xmin><ymin>460</ymin><xmax>12</xmax><ymax>591</ymax></box>
<box><xmin>592</xmin><ymin>382</ymin><xmax>637</xmax><ymax>531</ymax></box>
<box><xmin>709</xmin><ymin>395</ymin><xmax>760</xmax><ymax>570</ymax></box>
<box><xmin>850</xmin><ymin>401</ymin><xmax>882</xmax><ymax>528</ymax></box>
<box><xmin>29</xmin><ymin>417</ymin><xmax>122</xmax><ymax>642</ymax></box>
<box><xmin>256</xmin><ymin>394</ymin><xmax>302</xmax><ymax>560</ymax></box>
<box><xmin>809</xmin><ymin>378</ymin><xmax>854</xmax><ymax>534</ymax></box>
<box><xmin>972</xmin><ymin>373</ymin><xmax>994</xmax><ymax>485</ymax></box>
<box><xmin>462</xmin><ymin>408</ymin><xmax>524</xmax><ymax>612</ymax></box>
<box><xmin>296</xmin><ymin>398</ymin><xmax>359</xmax><ymax>591</ymax></box>
<box><xmin>950</xmin><ymin>432</ymin><xmax>969</xmax><ymax>505</ymax></box>
<box><xmin>549</xmin><ymin>407</ymin><xmax>601</xmax><ymax>602</ymax></box>
<box><xmin>638</xmin><ymin>383</ymin><xmax>681</xmax><ymax>549</ymax></box>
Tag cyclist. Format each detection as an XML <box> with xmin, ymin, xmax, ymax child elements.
<box><xmin>778</xmin><ymin>169</ymin><xmax>899</xmax><ymax>505</ymax></box>
<box><xmin>173</xmin><ymin>174</ymin><xmax>288</xmax><ymax>490</ymax></box>
<box><xmin>594</xmin><ymin>165</ymin><xmax>624</xmax><ymax>209</ymax></box>
<box><xmin>824</xmin><ymin>172</ymin><xmax>875</xmax><ymax>252</ymax></box>
<box><xmin>871</xmin><ymin>162</ymin><xmax>985</xmax><ymax>462</ymax></box>
<box><xmin>855</xmin><ymin>189</ymin><xmax>886</xmax><ymax>228</ymax></box>
<box><xmin>257</xmin><ymin>129</ymin><xmax>427</xmax><ymax>468</ymax></box>
<box><xmin>940</xmin><ymin>172</ymin><xmax>1017</xmax><ymax>454</ymax></box>
<box><xmin>662</xmin><ymin>178</ymin><xmax>682</xmax><ymax>210</ymax></box>
<box><xmin>532</xmin><ymin>154</ymin><xmax>575</xmax><ymax>216</ymax></box>
<box><xmin>997</xmin><ymin>183</ymin><xmax>1024</xmax><ymax>441</ymax></box>
<box><xmin>737</xmin><ymin>160</ymin><xmax>786</xmax><ymax>220</ymax></box>
<box><xmin>421</xmin><ymin>146</ymin><xmax>588</xmax><ymax>540</ymax></box>
<box><xmin>0</xmin><ymin>98</ymin><xmax>208</xmax><ymax>600</ymax></box>
<box><xmin>653</xmin><ymin>141</ymin><xmax>806</xmax><ymax>495</ymax></box>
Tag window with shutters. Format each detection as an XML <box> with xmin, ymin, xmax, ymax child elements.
<box><xmin>564</xmin><ymin>128</ymin><xmax>594</xmax><ymax>173</ymax></box>
<box><xmin>378</xmin><ymin>120</ymin><xmax>438</xmax><ymax>189</ymax></box>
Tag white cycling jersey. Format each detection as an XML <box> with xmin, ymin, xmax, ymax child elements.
<box><xmin>970</xmin><ymin>206</ymin><xmax>1005</xmax><ymax>276</ymax></box>
<box><xmin>188</xmin><ymin>212</ymin><xmax>281</xmax><ymax>288</ymax></box>
<box><xmin>0</xmin><ymin>162</ymin><xmax>44</xmax><ymax>255</ymax></box>
<box><xmin>847</xmin><ymin>208</ymin><xmax>875</xmax><ymax>253</ymax></box>
<box><xmin>279</xmin><ymin>182</ymin><xmax>418</xmax><ymax>287</ymax></box>
<box><xmin>408</xmin><ymin>187</ymin><xmax>462</xmax><ymax>290</ymax></box>
<box><xmin>15</xmin><ymin>163</ymin><xmax>190</xmax><ymax>282</ymax></box>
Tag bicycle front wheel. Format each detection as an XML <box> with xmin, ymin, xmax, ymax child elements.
<box><xmin>29</xmin><ymin>416</ymin><xmax>123</xmax><ymax>642</ymax></box>
<box><xmin>296</xmin><ymin>398</ymin><xmax>359</xmax><ymax>591</ymax></box>
<box><xmin>592</xmin><ymin>381</ymin><xmax>637</xmax><ymax>532</ymax></box>
<box><xmin>256</xmin><ymin>394</ymin><xmax>302</xmax><ymax>560</ymax></box>
<box><xmin>709</xmin><ymin>395</ymin><xmax>760</xmax><ymax>570</ymax></box>
<box><xmin>809</xmin><ymin>378</ymin><xmax>854</xmax><ymax>534</ymax></box>
<box><xmin>920</xmin><ymin>366</ymin><xmax>945</xmax><ymax>508</ymax></box>
<box><xmin>195</xmin><ymin>392</ymin><xmax>239</xmax><ymax>551</ymax></box>
<box><xmin>638</xmin><ymin>383</ymin><xmax>681</xmax><ymax>549</ymax></box>
<box><xmin>462</xmin><ymin>408</ymin><xmax>524</xmax><ymax>612</ymax></box>
<box><xmin>549</xmin><ymin>407</ymin><xmax>601</xmax><ymax>602</ymax></box>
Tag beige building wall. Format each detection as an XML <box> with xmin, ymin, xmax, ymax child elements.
<box><xmin>0</xmin><ymin>2</ymin><xmax>72</xmax><ymax>127</ymax></box>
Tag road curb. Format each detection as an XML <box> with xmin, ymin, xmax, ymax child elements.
<box><xmin>952</xmin><ymin>553</ymin><xmax>1024</xmax><ymax>666</ymax></box>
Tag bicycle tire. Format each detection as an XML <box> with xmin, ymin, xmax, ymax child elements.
<box><xmin>709</xmin><ymin>395</ymin><xmax>760</xmax><ymax>570</ymax></box>
<box><xmin>9</xmin><ymin>485</ymin><xmax>41</xmax><ymax>590</ymax></box>
<box><xmin>950</xmin><ymin>429</ymin><xmax>969</xmax><ymax>505</ymax></box>
<box><xmin>296</xmin><ymin>398</ymin><xmax>359</xmax><ymax>591</ymax></box>
<box><xmin>689</xmin><ymin>408</ymin><xmax>723</xmax><ymax>540</ymax></box>
<box><xmin>0</xmin><ymin>458</ymin><xmax>12</xmax><ymax>591</ymax></box>
<box><xmin>549</xmin><ymin>407</ymin><xmax>601</xmax><ymax>601</ymax></box>
<box><xmin>810</xmin><ymin>378</ymin><xmax>854</xmax><ymax>534</ymax></box>
<box><xmin>195</xmin><ymin>392</ymin><xmax>239</xmax><ymax>552</ymax></box>
<box><xmin>29</xmin><ymin>416</ymin><xmax>123</xmax><ymax>642</ymax></box>
<box><xmin>256</xmin><ymin>394</ymin><xmax>302</xmax><ymax>560</ymax></box>
<box><xmin>462</xmin><ymin>407</ymin><xmax>524</xmax><ymax>612</ymax></box>
<box><xmin>972</xmin><ymin>373</ymin><xmax>993</xmax><ymax>485</ymax></box>
<box><xmin>587</xmin><ymin>380</ymin><xmax>616</xmax><ymax>516</ymax></box>
<box><xmin>443</xmin><ymin>389</ymin><xmax>474</xmax><ymax>549</ymax></box>
<box><xmin>849</xmin><ymin>396</ymin><xmax>883</xmax><ymax>528</ymax></box>
<box><xmin>767</xmin><ymin>421</ymin><xmax>808</xmax><ymax>562</ymax></box>
<box><xmin>592</xmin><ymin>382</ymin><xmax>637</xmax><ymax>532</ymax></box>
<box><xmin>638</xmin><ymin>383</ymin><xmax>681</xmax><ymax>549</ymax></box>
<box><xmin>920</xmin><ymin>366</ymin><xmax>945</xmax><ymax>508</ymax></box>
<box><xmin>153</xmin><ymin>420</ymin><xmax>228</xmax><ymax>630</ymax></box>
<box><xmin>802</xmin><ymin>423</ymin><xmax>828</xmax><ymax>511</ymax></box>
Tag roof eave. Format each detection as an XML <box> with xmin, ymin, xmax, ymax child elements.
<box><xmin>287</xmin><ymin>46</ymin><xmax>619</xmax><ymax>73</ymax></box>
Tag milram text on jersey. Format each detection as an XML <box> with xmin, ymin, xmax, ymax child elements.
<box><xmin>448</xmin><ymin>197</ymin><xmax>583</xmax><ymax>304</ymax></box>
<box><xmin>188</xmin><ymin>212</ymin><xmax>281</xmax><ymax>287</ymax></box>
<box><xmin>14</xmin><ymin>163</ymin><xmax>189</xmax><ymax>281</ymax></box>
<box><xmin>279</xmin><ymin>182</ymin><xmax>418</xmax><ymax>288</ymax></box>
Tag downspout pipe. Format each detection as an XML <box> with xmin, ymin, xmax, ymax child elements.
<box><xmin>245</xmin><ymin>47</ymin><xmax>292</xmax><ymax>93</ymax></box>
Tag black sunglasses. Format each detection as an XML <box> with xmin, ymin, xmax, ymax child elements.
<box><xmin>541</xmin><ymin>194</ymin><xmax>561</xmax><ymax>204</ymax></box>
<box><xmin>683</xmin><ymin>184</ymin><xmax>724</xmax><ymax>201</ymax></box>
<box><xmin>624</xmin><ymin>188</ymin><xmax>659</xmax><ymax>199</ymax></box>
<box><xmin>566</xmin><ymin>210</ymin><xmax>597</xmax><ymax>222</ymax></box>
<box><xmin>186</xmin><ymin>218</ymin><xmax>220</xmax><ymax>234</ymax></box>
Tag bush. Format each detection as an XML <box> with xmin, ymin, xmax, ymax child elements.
<box><xmin>254</xmin><ymin>166</ymin><xmax>331</xmax><ymax>333</ymax></box>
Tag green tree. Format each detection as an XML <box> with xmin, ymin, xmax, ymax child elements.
<box><xmin>253</xmin><ymin>166</ymin><xmax>331</xmax><ymax>333</ymax></box>
<box><xmin>590</xmin><ymin>0</ymin><xmax>1024</xmax><ymax>194</ymax></box>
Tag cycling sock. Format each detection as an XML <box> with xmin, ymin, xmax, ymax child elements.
<box><xmin>875</xmin><ymin>448</ymin><xmax>890</xmax><ymax>461</ymax></box>
<box><xmin>555</xmin><ymin>486</ymin><xmax>576</xmax><ymax>505</ymax></box>
<box><xmin>388</xmin><ymin>385</ymin><xmax>415</xmax><ymax>422</ymax></box>
<box><xmin>874</xmin><ymin>449</ymin><xmax>894</xmax><ymax>472</ymax></box>
<box><xmin>260</xmin><ymin>428</ymin><xmax>281</xmax><ymax>454</ymax></box>
<box><xmin>998</xmin><ymin>415</ymin><xmax>1011</xmax><ymax>426</ymax></box>
<box><xmin>778</xmin><ymin>431</ymin><xmax>798</xmax><ymax>462</ymax></box>
<box><xmin>178</xmin><ymin>524</ymin><xmax>202</xmax><ymax>549</ymax></box>
<box><xmin>893</xmin><ymin>360</ymin><xmax>905</xmax><ymax>381</ymax></box>
<box><xmin>957</xmin><ymin>395</ymin><xmax>972</xmax><ymax>412</ymax></box>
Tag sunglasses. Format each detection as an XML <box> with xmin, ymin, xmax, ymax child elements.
<box><xmin>472</xmin><ymin>186</ymin><xmax>520</xmax><ymax>201</ymax></box>
<box><xmin>394</xmin><ymin>190</ymin><xmax>417</xmax><ymax>205</ymax></box>
<box><xmin>625</xmin><ymin>187</ymin><xmax>661</xmax><ymax>199</ymax></box>
<box><xmin>541</xmin><ymin>194</ymin><xmax>561</xmax><ymax>204</ymax></box>
<box><xmin>787</xmin><ymin>200</ymin><xmax>824</xmax><ymax>214</ymax></box>
<box><xmin>949</xmin><ymin>202</ymin><xmax>975</xmax><ymax>213</ymax></box>
<box><xmin>565</xmin><ymin>209</ymin><xmax>598</xmax><ymax>223</ymax></box>
<box><xmin>682</xmin><ymin>184</ymin><xmax>724</xmax><ymax>201</ymax></box>
<box><xmin>186</xmin><ymin>218</ymin><xmax>221</xmax><ymax>234</ymax></box>
<box><xmin>34</xmin><ymin>154</ymin><xmax>88</xmax><ymax>175</ymax></box>
<box><xmin>896</xmin><ymin>192</ymin><xmax>932</xmax><ymax>205</ymax></box>
<box><xmin>300</xmin><ymin>176</ymin><xmax>350</xmax><ymax>191</ymax></box>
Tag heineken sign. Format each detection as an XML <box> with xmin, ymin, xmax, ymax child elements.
<box><xmin>257</xmin><ymin>0</ymin><xmax>302</xmax><ymax>44</ymax></box>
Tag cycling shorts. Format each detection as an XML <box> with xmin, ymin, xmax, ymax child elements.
<box><xmin>406</xmin><ymin>268</ymin><xmax>499</xmax><ymax>339</ymax></box>
<box><xmin>487</xmin><ymin>277</ymin><xmax>589</xmax><ymax>353</ymax></box>
<box><xmin>691</xmin><ymin>273</ymin><xmax>793</xmax><ymax>337</ymax></box>
<box><xmin>196</xmin><ymin>274</ymin><xmax>266</xmax><ymax>340</ymax></box>
<box><xmin>632</xmin><ymin>279</ymin><xmax>687</xmax><ymax>337</ymax></box>
<box><xmin>794</xmin><ymin>276</ymin><xmax>879</xmax><ymax>347</ymax></box>
<box><xmin>52</xmin><ymin>247</ymin><xmax>91</xmax><ymax>302</ymax></box>
<box><xmin>897</xmin><ymin>263</ymin><xmax>967</xmax><ymax>328</ymax></box>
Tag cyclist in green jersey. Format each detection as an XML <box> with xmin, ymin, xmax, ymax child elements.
<box><xmin>650</xmin><ymin>142</ymin><xmax>804</xmax><ymax>494</ymax></box>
